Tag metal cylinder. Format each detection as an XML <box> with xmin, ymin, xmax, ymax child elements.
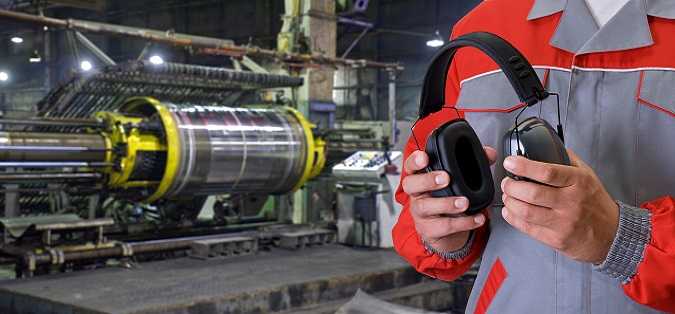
<box><xmin>163</xmin><ymin>105</ymin><xmax>308</xmax><ymax>197</ymax></box>
<box><xmin>0</xmin><ymin>132</ymin><xmax>107</xmax><ymax>162</ymax></box>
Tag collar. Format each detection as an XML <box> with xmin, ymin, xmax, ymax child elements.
<box><xmin>528</xmin><ymin>0</ymin><xmax>675</xmax><ymax>20</ymax></box>
<box><xmin>527</xmin><ymin>0</ymin><xmax>674</xmax><ymax>54</ymax></box>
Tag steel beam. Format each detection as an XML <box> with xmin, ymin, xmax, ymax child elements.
<box><xmin>0</xmin><ymin>9</ymin><xmax>402</xmax><ymax>71</ymax></box>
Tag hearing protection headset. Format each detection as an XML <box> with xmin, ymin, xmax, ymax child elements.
<box><xmin>413</xmin><ymin>32</ymin><xmax>569</xmax><ymax>216</ymax></box>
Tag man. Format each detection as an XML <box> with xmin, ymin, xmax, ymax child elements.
<box><xmin>392</xmin><ymin>0</ymin><xmax>675</xmax><ymax>313</ymax></box>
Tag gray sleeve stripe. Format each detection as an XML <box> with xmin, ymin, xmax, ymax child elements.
<box><xmin>423</xmin><ymin>231</ymin><xmax>476</xmax><ymax>260</ymax></box>
<box><xmin>593</xmin><ymin>201</ymin><xmax>652</xmax><ymax>284</ymax></box>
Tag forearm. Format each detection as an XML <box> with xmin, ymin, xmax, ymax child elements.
<box><xmin>423</xmin><ymin>230</ymin><xmax>473</xmax><ymax>260</ymax></box>
<box><xmin>392</xmin><ymin>205</ymin><xmax>488</xmax><ymax>281</ymax></box>
<box><xmin>593</xmin><ymin>196</ymin><xmax>675</xmax><ymax>312</ymax></box>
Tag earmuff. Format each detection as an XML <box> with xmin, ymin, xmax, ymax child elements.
<box><xmin>414</xmin><ymin>32</ymin><xmax>567</xmax><ymax>216</ymax></box>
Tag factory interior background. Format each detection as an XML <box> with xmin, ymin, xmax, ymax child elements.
<box><xmin>0</xmin><ymin>1</ymin><xmax>485</xmax><ymax>313</ymax></box>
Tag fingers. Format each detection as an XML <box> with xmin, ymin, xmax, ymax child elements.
<box><xmin>502</xmin><ymin>194</ymin><xmax>556</xmax><ymax>227</ymax></box>
<box><xmin>402</xmin><ymin>171</ymin><xmax>449</xmax><ymax>196</ymax></box>
<box><xmin>484</xmin><ymin>146</ymin><xmax>497</xmax><ymax>165</ymax></box>
<box><xmin>503</xmin><ymin>155</ymin><xmax>576</xmax><ymax>187</ymax></box>
<box><xmin>404</xmin><ymin>150</ymin><xmax>428</xmax><ymax>174</ymax></box>
<box><xmin>422</xmin><ymin>214</ymin><xmax>486</xmax><ymax>239</ymax></box>
<box><xmin>502</xmin><ymin>207</ymin><xmax>566</xmax><ymax>251</ymax></box>
<box><xmin>501</xmin><ymin>207</ymin><xmax>550</xmax><ymax>240</ymax></box>
<box><xmin>412</xmin><ymin>196</ymin><xmax>470</xmax><ymax>218</ymax></box>
<box><xmin>501</xmin><ymin>177</ymin><xmax>559</xmax><ymax>208</ymax></box>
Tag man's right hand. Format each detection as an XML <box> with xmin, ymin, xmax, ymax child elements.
<box><xmin>402</xmin><ymin>147</ymin><xmax>496</xmax><ymax>252</ymax></box>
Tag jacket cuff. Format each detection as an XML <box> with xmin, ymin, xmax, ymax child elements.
<box><xmin>423</xmin><ymin>231</ymin><xmax>475</xmax><ymax>260</ymax></box>
<box><xmin>593</xmin><ymin>201</ymin><xmax>652</xmax><ymax>284</ymax></box>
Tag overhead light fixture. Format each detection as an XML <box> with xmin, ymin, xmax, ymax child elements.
<box><xmin>10</xmin><ymin>36</ymin><xmax>23</xmax><ymax>44</ymax></box>
<box><xmin>29</xmin><ymin>50</ymin><xmax>42</xmax><ymax>63</ymax></box>
<box><xmin>426</xmin><ymin>39</ymin><xmax>444</xmax><ymax>48</ymax></box>
<box><xmin>0</xmin><ymin>71</ymin><xmax>9</xmax><ymax>82</ymax></box>
<box><xmin>80</xmin><ymin>60</ymin><xmax>93</xmax><ymax>72</ymax></box>
<box><xmin>426</xmin><ymin>30</ymin><xmax>445</xmax><ymax>48</ymax></box>
<box><xmin>149</xmin><ymin>55</ymin><xmax>164</xmax><ymax>65</ymax></box>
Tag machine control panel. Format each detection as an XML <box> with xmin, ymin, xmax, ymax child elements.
<box><xmin>332</xmin><ymin>151</ymin><xmax>402</xmax><ymax>179</ymax></box>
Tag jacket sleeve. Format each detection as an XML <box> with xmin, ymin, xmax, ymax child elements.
<box><xmin>593</xmin><ymin>196</ymin><xmax>675</xmax><ymax>312</ymax></box>
<box><xmin>391</xmin><ymin>28</ymin><xmax>489</xmax><ymax>281</ymax></box>
<box><xmin>623</xmin><ymin>196</ymin><xmax>675</xmax><ymax>312</ymax></box>
<box><xmin>392</xmin><ymin>183</ymin><xmax>489</xmax><ymax>281</ymax></box>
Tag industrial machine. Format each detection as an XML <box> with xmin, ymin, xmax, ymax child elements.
<box><xmin>0</xmin><ymin>59</ymin><xmax>323</xmax><ymax>217</ymax></box>
<box><xmin>0</xmin><ymin>99</ymin><xmax>325</xmax><ymax>213</ymax></box>
<box><xmin>0</xmin><ymin>7</ymin><xmax>402</xmax><ymax>280</ymax></box>
<box><xmin>333</xmin><ymin>150</ymin><xmax>402</xmax><ymax>248</ymax></box>
<box><xmin>0</xmin><ymin>61</ymin><xmax>333</xmax><ymax>276</ymax></box>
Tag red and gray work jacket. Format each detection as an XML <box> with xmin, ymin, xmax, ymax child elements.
<box><xmin>393</xmin><ymin>0</ymin><xmax>675</xmax><ymax>313</ymax></box>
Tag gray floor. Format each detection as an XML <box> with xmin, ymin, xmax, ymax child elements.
<box><xmin>0</xmin><ymin>245</ymin><xmax>429</xmax><ymax>314</ymax></box>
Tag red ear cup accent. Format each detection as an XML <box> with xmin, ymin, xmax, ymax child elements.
<box><xmin>425</xmin><ymin>120</ymin><xmax>494</xmax><ymax>216</ymax></box>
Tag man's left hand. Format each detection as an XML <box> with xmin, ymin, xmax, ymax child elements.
<box><xmin>500</xmin><ymin>149</ymin><xmax>619</xmax><ymax>264</ymax></box>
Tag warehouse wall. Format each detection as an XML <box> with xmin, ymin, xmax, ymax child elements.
<box><xmin>0</xmin><ymin>0</ymin><xmax>481</xmax><ymax>118</ymax></box>
<box><xmin>338</xmin><ymin>0</ymin><xmax>480</xmax><ymax>120</ymax></box>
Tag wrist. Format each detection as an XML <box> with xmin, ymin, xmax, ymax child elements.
<box><xmin>423</xmin><ymin>231</ymin><xmax>473</xmax><ymax>260</ymax></box>
<box><xmin>592</xmin><ymin>200</ymin><xmax>620</xmax><ymax>264</ymax></box>
<box><xmin>593</xmin><ymin>201</ymin><xmax>651</xmax><ymax>283</ymax></box>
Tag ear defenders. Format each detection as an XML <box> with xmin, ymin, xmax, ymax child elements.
<box><xmin>414</xmin><ymin>31</ymin><xmax>568</xmax><ymax>216</ymax></box>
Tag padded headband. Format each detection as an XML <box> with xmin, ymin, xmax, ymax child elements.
<box><xmin>419</xmin><ymin>32</ymin><xmax>548</xmax><ymax>118</ymax></box>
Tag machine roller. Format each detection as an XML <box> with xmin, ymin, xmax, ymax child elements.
<box><xmin>0</xmin><ymin>98</ymin><xmax>326</xmax><ymax>204</ymax></box>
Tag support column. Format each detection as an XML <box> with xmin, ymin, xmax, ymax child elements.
<box><xmin>281</xmin><ymin>0</ymin><xmax>337</xmax><ymax>224</ymax></box>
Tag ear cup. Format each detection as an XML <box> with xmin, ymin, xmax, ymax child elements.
<box><xmin>502</xmin><ymin>117</ymin><xmax>570</xmax><ymax>181</ymax></box>
<box><xmin>425</xmin><ymin>120</ymin><xmax>495</xmax><ymax>215</ymax></box>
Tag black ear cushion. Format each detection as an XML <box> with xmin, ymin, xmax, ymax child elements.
<box><xmin>425</xmin><ymin>120</ymin><xmax>495</xmax><ymax>215</ymax></box>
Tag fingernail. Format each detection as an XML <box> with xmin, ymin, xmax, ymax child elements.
<box><xmin>454</xmin><ymin>198</ymin><xmax>468</xmax><ymax>209</ymax></box>
<box><xmin>501</xmin><ymin>208</ymin><xmax>508</xmax><ymax>219</ymax></box>
<box><xmin>500</xmin><ymin>178</ymin><xmax>508</xmax><ymax>191</ymax></box>
<box><xmin>474</xmin><ymin>215</ymin><xmax>485</xmax><ymax>224</ymax></box>
<box><xmin>504</xmin><ymin>157</ymin><xmax>516</xmax><ymax>171</ymax></box>
<box><xmin>415</xmin><ymin>154</ymin><xmax>425</xmax><ymax>167</ymax></box>
<box><xmin>435</xmin><ymin>175</ymin><xmax>447</xmax><ymax>185</ymax></box>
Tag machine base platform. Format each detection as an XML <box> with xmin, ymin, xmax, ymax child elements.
<box><xmin>0</xmin><ymin>245</ymin><xmax>473</xmax><ymax>314</ymax></box>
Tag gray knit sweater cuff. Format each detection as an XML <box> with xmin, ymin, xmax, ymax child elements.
<box><xmin>593</xmin><ymin>201</ymin><xmax>652</xmax><ymax>284</ymax></box>
<box><xmin>423</xmin><ymin>231</ymin><xmax>475</xmax><ymax>260</ymax></box>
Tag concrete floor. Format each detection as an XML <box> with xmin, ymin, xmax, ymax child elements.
<box><xmin>0</xmin><ymin>245</ymin><xmax>469</xmax><ymax>314</ymax></box>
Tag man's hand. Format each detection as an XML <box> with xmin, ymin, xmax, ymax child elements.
<box><xmin>402</xmin><ymin>147</ymin><xmax>496</xmax><ymax>253</ymax></box>
<box><xmin>500</xmin><ymin>149</ymin><xmax>619</xmax><ymax>264</ymax></box>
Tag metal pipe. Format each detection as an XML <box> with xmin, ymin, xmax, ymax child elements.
<box><xmin>0</xmin><ymin>9</ymin><xmax>402</xmax><ymax>70</ymax></box>
<box><xmin>25</xmin><ymin>234</ymin><xmax>232</xmax><ymax>265</ymax></box>
<box><xmin>0</xmin><ymin>172</ymin><xmax>101</xmax><ymax>182</ymax></box>
<box><xmin>0</xmin><ymin>146</ymin><xmax>106</xmax><ymax>152</ymax></box>
<box><xmin>341</xmin><ymin>26</ymin><xmax>371</xmax><ymax>59</ymax></box>
<box><xmin>74</xmin><ymin>31</ymin><xmax>116</xmax><ymax>66</ymax></box>
<box><xmin>0</xmin><ymin>118</ymin><xmax>103</xmax><ymax>129</ymax></box>
<box><xmin>0</xmin><ymin>132</ymin><xmax>107</xmax><ymax>162</ymax></box>
<box><xmin>0</xmin><ymin>162</ymin><xmax>111</xmax><ymax>168</ymax></box>
<box><xmin>337</xmin><ymin>17</ymin><xmax>374</xmax><ymax>29</ymax></box>
<box><xmin>388</xmin><ymin>71</ymin><xmax>397</xmax><ymax>145</ymax></box>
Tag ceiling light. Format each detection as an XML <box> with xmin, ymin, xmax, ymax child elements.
<box><xmin>149</xmin><ymin>55</ymin><xmax>164</xmax><ymax>65</ymax></box>
<box><xmin>0</xmin><ymin>71</ymin><xmax>9</xmax><ymax>82</ymax></box>
<box><xmin>80</xmin><ymin>60</ymin><xmax>93</xmax><ymax>72</ymax></box>
<box><xmin>426</xmin><ymin>39</ymin><xmax>444</xmax><ymax>48</ymax></box>
<box><xmin>10</xmin><ymin>36</ymin><xmax>23</xmax><ymax>44</ymax></box>
<box><xmin>426</xmin><ymin>30</ymin><xmax>445</xmax><ymax>48</ymax></box>
<box><xmin>29</xmin><ymin>50</ymin><xmax>42</xmax><ymax>63</ymax></box>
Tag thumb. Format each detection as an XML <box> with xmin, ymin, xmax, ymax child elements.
<box><xmin>566</xmin><ymin>149</ymin><xmax>591</xmax><ymax>170</ymax></box>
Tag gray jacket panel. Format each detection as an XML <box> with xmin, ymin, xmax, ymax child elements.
<box><xmin>456</xmin><ymin>67</ymin><xmax>672</xmax><ymax>314</ymax></box>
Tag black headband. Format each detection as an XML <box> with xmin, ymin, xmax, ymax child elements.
<box><xmin>419</xmin><ymin>32</ymin><xmax>548</xmax><ymax>118</ymax></box>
